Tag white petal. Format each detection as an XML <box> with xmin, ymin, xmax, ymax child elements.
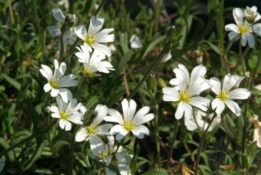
<box><xmin>59</xmin><ymin>119</ymin><xmax>72</xmax><ymax>131</ymax></box>
<box><xmin>134</xmin><ymin>113</ymin><xmax>154</xmax><ymax>126</ymax></box>
<box><xmin>210</xmin><ymin>77</ymin><xmax>221</xmax><ymax>95</ymax></box>
<box><xmin>59</xmin><ymin>89</ymin><xmax>73</xmax><ymax>103</ymax></box>
<box><xmin>88</xmin><ymin>16</ymin><xmax>104</xmax><ymax>35</ymax></box>
<box><xmin>133</xmin><ymin>106</ymin><xmax>150</xmax><ymax>124</ymax></box>
<box><xmin>184</xmin><ymin>104</ymin><xmax>193</xmax><ymax>120</ymax></box>
<box><xmin>105</xmin><ymin>109</ymin><xmax>124</xmax><ymax>124</ymax></box>
<box><xmin>75</xmin><ymin>25</ymin><xmax>87</xmax><ymax>41</ymax></box>
<box><xmin>228</xmin><ymin>31</ymin><xmax>239</xmax><ymax>40</ymax></box>
<box><xmin>228</xmin><ymin>88</ymin><xmax>251</xmax><ymax>100</ymax></box>
<box><xmin>110</xmin><ymin>125</ymin><xmax>128</xmax><ymax>140</ymax></box>
<box><xmin>212</xmin><ymin>98</ymin><xmax>225</xmax><ymax>115</ymax></box>
<box><xmin>225</xmin><ymin>100</ymin><xmax>241</xmax><ymax>116</ymax></box>
<box><xmin>233</xmin><ymin>8</ymin><xmax>244</xmax><ymax>26</ymax></box>
<box><xmin>254</xmin><ymin>23</ymin><xmax>261</xmax><ymax>37</ymax></box>
<box><xmin>52</xmin><ymin>8</ymin><xmax>65</xmax><ymax>23</ymax></box>
<box><xmin>68</xmin><ymin>113</ymin><xmax>83</xmax><ymax>125</ymax></box>
<box><xmin>40</xmin><ymin>64</ymin><xmax>53</xmax><ymax>81</ymax></box>
<box><xmin>225</xmin><ymin>24</ymin><xmax>239</xmax><ymax>33</ymax></box>
<box><xmin>189</xmin><ymin>97</ymin><xmax>210</xmax><ymax>111</ymax></box>
<box><xmin>222</xmin><ymin>74</ymin><xmax>236</xmax><ymax>92</ymax></box>
<box><xmin>75</xmin><ymin>127</ymin><xmax>88</xmax><ymax>142</ymax></box>
<box><xmin>130</xmin><ymin>34</ymin><xmax>143</xmax><ymax>49</ymax></box>
<box><xmin>89</xmin><ymin>135</ymin><xmax>105</xmax><ymax>156</ymax></box>
<box><xmin>96</xmin><ymin>124</ymin><xmax>113</xmax><ymax>135</ymax></box>
<box><xmin>92</xmin><ymin>104</ymin><xmax>108</xmax><ymax>126</ymax></box>
<box><xmin>131</xmin><ymin>125</ymin><xmax>149</xmax><ymax>139</ymax></box>
<box><xmin>175</xmin><ymin>102</ymin><xmax>186</xmax><ymax>120</ymax></box>
<box><xmin>92</xmin><ymin>43</ymin><xmax>112</xmax><ymax>57</ymax></box>
<box><xmin>162</xmin><ymin>87</ymin><xmax>179</xmax><ymax>102</ymax></box>
<box><xmin>43</xmin><ymin>83</ymin><xmax>52</xmax><ymax>92</ymax></box>
<box><xmin>244</xmin><ymin>33</ymin><xmax>255</xmax><ymax>48</ymax></box>
<box><xmin>50</xmin><ymin>88</ymin><xmax>59</xmax><ymax>97</ymax></box>
<box><xmin>190</xmin><ymin>64</ymin><xmax>207</xmax><ymax>81</ymax></box>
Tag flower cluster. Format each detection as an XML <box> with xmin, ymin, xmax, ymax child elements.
<box><xmin>163</xmin><ymin>64</ymin><xmax>251</xmax><ymax>131</ymax></box>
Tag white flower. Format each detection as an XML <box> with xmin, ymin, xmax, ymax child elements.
<box><xmin>185</xmin><ymin>110</ymin><xmax>221</xmax><ymax>132</ymax></box>
<box><xmin>162</xmin><ymin>64</ymin><xmax>211</xmax><ymax>120</ymax></box>
<box><xmin>104</xmin><ymin>99</ymin><xmax>154</xmax><ymax>140</ymax></box>
<box><xmin>75</xmin><ymin>104</ymin><xmax>112</xmax><ymax>156</ymax></box>
<box><xmin>244</xmin><ymin>6</ymin><xmax>261</xmax><ymax>23</ymax></box>
<box><xmin>161</xmin><ymin>51</ymin><xmax>172</xmax><ymax>63</ymax></box>
<box><xmin>75</xmin><ymin>45</ymin><xmax>114</xmax><ymax>76</ymax></box>
<box><xmin>225</xmin><ymin>8</ymin><xmax>261</xmax><ymax>48</ymax></box>
<box><xmin>50</xmin><ymin>96</ymin><xmax>84</xmax><ymax>131</ymax></box>
<box><xmin>75</xmin><ymin>16</ymin><xmax>114</xmax><ymax>57</ymax></box>
<box><xmin>47</xmin><ymin>8</ymin><xmax>77</xmax><ymax>52</ymax></box>
<box><xmin>210</xmin><ymin>74</ymin><xmax>251</xmax><ymax>116</ymax></box>
<box><xmin>130</xmin><ymin>34</ymin><xmax>143</xmax><ymax>49</ymax></box>
<box><xmin>103</xmin><ymin>136</ymin><xmax>132</xmax><ymax>175</ymax></box>
<box><xmin>40</xmin><ymin>59</ymin><xmax>78</xmax><ymax>103</ymax></box>
<box><xmin>251</xmin><ymin>115</ymin><xmax>261</xmax><ymax>148</ymax></box>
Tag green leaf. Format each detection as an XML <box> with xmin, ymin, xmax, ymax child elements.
<box><xmin>141</xmin><ymin>36</ymin><xmax>165</xmax><ymax>60</ymax></box>
<box><xmin>1</xmin><ymin>73</ymin><xmax>21</xmax><ymax>91</ymax></box>
<box><xmin>86</xmin><ymin>96</ymin><xmax>99</xmax><ymax>109</ymax></box>
<box><xmin>25</xmin><ymin>98</ymin><xmax>40</xmax><ymax>129</ymax></box>
<box><xmin>141</xmin><ymin>169</ymin><xmax>168</xmax><ymax>175</ymax></box>
<box><xmin>116</xmin><ymin>50</ymin><xmax>133</xmax><ymax>75</ymax></box>
<box><xmin>203</xmin><ymin>40</ymin><xmax>223</xmax><ymax>55</ymax></box>
<box><xmin>0</xmin><ymin>138</ymin><xmax>15</xmax><ymax>162</ymax></box>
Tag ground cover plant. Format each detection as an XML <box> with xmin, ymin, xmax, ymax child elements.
<box><xmin>1</xmin><ymin>0</ymin><xmax>261</xmax><ymax>174</ymax></box>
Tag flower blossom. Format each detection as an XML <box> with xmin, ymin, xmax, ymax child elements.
<box><xmin>184</xmin><ymin>110</ymin><xmax>221</xmax><ymax>132</ymax></box>
<box><xmin>47</xmin><ymin>8</ymin><xmax>78</xmax><ymax>52</ymax></box>
<box><xmin>75</xmin><ymin>104</ymin><xmax>112</xmax><ymax>156</ymax></box>
<box><xmin>162</xmin><ymin>64</ymin><xmax>211</xmax><ymax>120</ymax></box>
<box><xmin>130</xmin><ymin>34</ymin><xmax>143</xmax><ymax>49</ymax></box>
<box><xmin>75</xmin><ymin>16</ymin><xmax>114</xmax><ymax>56</ymax></box>
<box><xmin>40</xmin><ymin>59</ymin><xmax>78</xmax><ymax>103</ymax></box>
<box><xmin>244</xmin><ymin>6</ymin><xmax>261</xmax><ymax>23</ymax></box>
<box><xmin>104</xmin><ymin>99</ymin><xmax>154</xmax><ymax>140</ymax></box>
<box><xmin>75</xmin><ymin>45</ymin><xmax>114</xmax><ymax>76</ymax></box>
<box><xmin>103</xmin><ymin>136</ymin><xmax>132</xmax><ymax>175</ymax></box>
<box><xmin>225</xmin><ymin>7</ymin><xmax>261</xmax><ymax>48</ymax></box>
<box><xmin>50</xmin><ymin>96</ymin><xmax>85</xmax><ymax>131</ymax></box>
<box><xmin>210</xmin><ymin>74</ymin><xmax>251</xmax><ymax>116</ymax></box>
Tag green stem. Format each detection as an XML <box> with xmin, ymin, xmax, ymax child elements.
<box><xmin>64</xmin><ymin>38</ymin><xmax>80</xmax><ymax>59</ymax></box>
<box><xmin>7</xmin><ymin>0</ymin><xmax>15</xmax><ymax>24</ymax></box>
<box><xmin>153</xmin><ymin>96</ymin><xmax>161</xmax><ymax>169</ymax></box>
<box><xmin>60</xmin><ymin>32</ymin><xmax>65</xmax><ymax>59</ymax></box>
<box><xmin>70</xmin><ymin>126</ymin><xmax>80</xmax><ymax>175</ymax></box>
<box><xmin>195</xmin><ymin>113</ymin><xmax>217</xmax><ymax>175</ymax></box>
<box><xmin>239</xmin><ymin>39</ymin><xmax>246</xmax><ymax>71</ymax></box>
<box><xmin>167</xmin><ymin>120</ymin><xmax>179</xmax><ymax>168</ymax></box>
<box><xmin>127</xmin><ymin>51</ymin><xmax>165</xmax><ymax>99</ymax></box>
<box><xmin>0</xmin><ymin>120</ymin><xmax>56</xmax><ymax>156</ymax></box>
<box><xmin>94</xmin><ymin>0</ymin><xmax>107</xmax><ymax>16</ymax></box>
<box><xmin>33</xmin><ymin>0</ymin><xmax>44</xmax><ymax>63</ymax></box>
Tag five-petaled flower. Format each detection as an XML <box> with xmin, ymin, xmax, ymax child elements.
<box><xmin>47</xmin><ymin>8</ymin><xmax>78</xmax><ymax>52</ymax></box>
<box><xmin>40</xmin><ymin>59</ymin><xmax>78</xmax><ymax>103</ymax></box>
<box><xmin>162</xmin><ymin>64</ymin><xmax>211</xmax><ymax>120</ymax></box>
<box><xmin>50</xmin><ymin>96</ymin><xmax>85</xmax><ymax>131</ymax></box>
<box><xmin>75</xmin><ymin>45</ymin><xmax>114</xmax><ymax>76</ymax></box>
<box><xmin>210</xmin><ymin>74</ymin><xmax>251</xmax><ymax>116</ymax></box>
<box><xmin>225</xmin><ymin>7</ymin><xmax>261</xmax><ymax>48</ymax></box>
<box><xmin>104</xmin><ymin>99</ymin><xmax>154</xmax><ymax>140</ymax></box>
<box><xmin>75</xmin><ymin>104</ymin><xmax>112</xmax><ymax>156</ymax></box>
<box><xmin>75</xmin><ymin>16</ymin><xmax>114</xmax><ymax>57</ymax></box>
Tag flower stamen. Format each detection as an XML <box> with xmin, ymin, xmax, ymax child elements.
<box><xmin>123</xmin><ymin>120</ymin><xmax>135</xmax><ymax>131</ymax></box>
<box><xmin>179</xmin><ymin>90</ymin><xmax>191</xmax><ymax>103</ymax></box>
<box><xmin>85</xmin><ymin>125</ymin><xmax>97</xmax><ymax>135</ymax></box>
<box><xmin>50</xmin><ymin>78</ymin><xmax>59</xmax><ymax>88</ymax></box>
<box><xmin>217</xmin><ymin>91</ymin><xmax>229</xmax><ymax>101</ymax></box>
<box><xmin>85</xmin><ymin>34</ymin><xmax>95</xmax><ymax>46</ymax></box>
<box><xmin>60</xmin><ymin>112</ymin><xmax>69</xmax><ymax>120</ymax></box>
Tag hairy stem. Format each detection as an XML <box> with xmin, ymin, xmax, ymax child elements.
<box><xmin>167</xmin><ymin>120</ymin><xmax>179</xmax><ymax>168</ymax></box>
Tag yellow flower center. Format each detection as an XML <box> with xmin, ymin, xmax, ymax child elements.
<box><xmin>60</xmin><ymin>112</ymin><xmax>69</xmax><ymax>120</ymax></box>
<box><xmin>85</xmin><ymin>125</ymin><xmax>97</xmax><ymax>135</ymax></box>
<box><xmin>83</xmin><ymin>67</ymin><xmax>95</xmax><ymax>76</ymax></box>
<box><xmin>85</xmin><ymin>34</ymin><xmax>95</xmax><ymax>46</ymax></box>
<box><xmin>179</xmin><ymin>90</ymin><xmax>191</xmax><ymax>103</ymax></box>
<box><xmin>50</xmin><ymin>78</ymin><xmax>59</xmax><ymax>88</ymax></box>
<box><xmin>123</xmin><ymin>120</ymin><xmax>135</xmax><ymax>131</ymax></box>
<box><xmin>238</xmin><ymin>23</ymin><xmax>250</xmax><ymax>34</ymax></box>
<box><xmin>217</xmin><ymin>91</ymin><xmax>228</xmax><ymax>101</ymax></box>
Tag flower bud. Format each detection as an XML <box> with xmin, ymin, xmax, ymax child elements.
<box><xmin>244</xmin><ymin>6</ymin><xmax>259</xmax><ymax>23</ymax></box>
